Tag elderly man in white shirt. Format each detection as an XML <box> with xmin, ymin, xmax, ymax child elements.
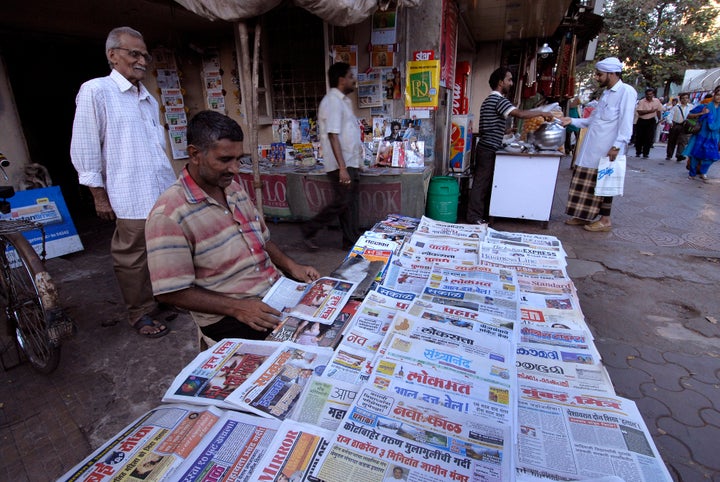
<box><xmin>70</xmin><ymin>26</ymin><xmax>177</xmax><ymax>338</ymax></box>
<box><xmin>560</xmin><ymin>57</ymin><xmax>637</xmax><ymax>232</ymax></box>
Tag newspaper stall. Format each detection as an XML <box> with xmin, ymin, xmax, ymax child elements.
<box><xmin>61</xmin><ymin>216</ymin><xmax>672</xmax><ymax>482</ymax></box>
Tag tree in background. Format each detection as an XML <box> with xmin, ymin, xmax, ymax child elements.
<box><xmin>596</xmin><ymin>0</ymin><xmax>720</xmax><ymax>92</ymax></box>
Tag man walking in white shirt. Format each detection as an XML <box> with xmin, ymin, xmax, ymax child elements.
<box><xmin>71</xmin><ymin>26</ymin><xmax>177</xmax><ymax>338</ymax></box>
<box><xmin>561</xmin><ymin>57</ymin><xmax>636</xmax><ymax>232</ymax></box>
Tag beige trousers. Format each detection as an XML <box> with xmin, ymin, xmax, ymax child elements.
<box><xmin>111</xmin><ymin>219</ymin><xmax>156</xmax><ymax>326</ymax></box>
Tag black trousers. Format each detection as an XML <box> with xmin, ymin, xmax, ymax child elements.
<box><xmin>466</xmin><ymin>146</ymin><xmax>496</xmax><ymax>223</ymax></box>
<box><xmin>635</xmin><ymin>118</ymin><xmax>657</xmax><ymax>157</ymax></box>
<box><xmin>666</xmin><ymin>123</ymin><xmax>689</xmax><ymax>160</ymax></box>
<box><xmin>303</xmin><ymin>167</ymin><xmax>361</xmax><ymax>247</ymax></box>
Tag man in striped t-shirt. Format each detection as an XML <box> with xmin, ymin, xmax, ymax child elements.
<box><xmin>467</xmin><ymin>67</ymin><xmax>554</xmax><ymax>224</ymax></box>
<box><xmin>146</xmin><ymin>111</ymin><xmax>319</xmax><ymax>344</ymax></box>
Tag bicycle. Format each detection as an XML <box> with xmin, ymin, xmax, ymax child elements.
<box><xmin>0</xmin><ymin>154</ymin><xmax>74</xmax><ymax>373</ymax></box>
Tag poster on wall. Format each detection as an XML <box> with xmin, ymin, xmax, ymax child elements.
<box><xmin>0</xmin><ymin>186</ymin><xmax>83</xmax><ymax>261</ymax></box>
<box><xmin>332</xmin><ymin>45</ymin><xmax>358</xmax><ymax>78</ymax></box>
<box><xmin>202</xmin><ymin>49</ymin><xmax>226</xmax><ymax>114</ymax></box>
<box><xmin>156</xmin><ymin>69</ymin><xmax>180</xmax><ymax>90</ymax></box>
<box><xmin>371</xmin><ymin>45</ymin><xmax>395</xmax><ymax>68</ymax></box>
<box><xmin>168</xmin><ymin>125</ymin><xmax>188</xmax><ymax>159</ymax></box>
<box><xmin>357</xmin><ymin>73</ymin><xmax>383</xmax><ymax>109</ymax></box>
<box><xmin>405</xmin><ymin>60</ymin><xmax>440</xmax><ymax>109</ymax></box>
<box><xmin>371</xmin><ymin>9</ymin><xmax>397</xmax><ymax>44</ymax></box>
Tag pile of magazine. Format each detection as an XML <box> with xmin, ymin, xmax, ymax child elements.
<box><xmin>60</xmin><ymin>214</ymin><xmax>672</xmax><ymax>482</ymax></box>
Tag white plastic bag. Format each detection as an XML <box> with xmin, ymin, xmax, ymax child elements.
<box><xmin>595</xmin><ymin>155</ymin><xmax>626</xmax><ymax>197</ymax></box>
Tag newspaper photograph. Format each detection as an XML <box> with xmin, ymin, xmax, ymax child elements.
<box><xmin>248</xmin><ymin>420</ymin><xmax>335</xmax><ymax>481</ymax></box>
<box><xmin>225</xmin><ymin>341</ymin><xmax>334</xmax><ymax>420</ymax></box>
<box><xmin>324</xmin><ymin>344</ymin><xmax>378</xmax><ymax>385</ymax></box>
<box><xmin>370</xmin><ymin>213</ymin><xmax>420</xmax><ymax>240</ymax></box>
<box><xmin>415</xmin><ymin>215</ymin><xmax>487</xmax><ymax>239</ymax></box>
<box><xmin>287</xmin><ymin>277</ymin><xmax>358</xmax><ymax>324</ymax></box>
<box><xmin>171</xmin><ymin>409</ymin><xmax>282</xmax><ymax>481</ymax></box>
<box><xmin>519</xmin><ymin>305</ymin><xmax>589</xmax><ymax>333</ymax></box>
<box><xmin>266</xmin><ymin>300</ymin><xmax>360</xmax><ymax>349</ymax></box>
<box><xmin>516</xmin><ymin>381</ymin><xmax>673</xmax><ymax>482</ymax></box>
<box><xmin>331</xmin><ymin>233</ymin><xmax>399</xmax><ymax>298</ymax></box>
<box><xmin>162</xmin><ymin>339</ymin><xmax>281</xmax><ymax>409</ymax></box>
<box><xmin>59</xmin><ymin>404</ymin><xmax>226</xmax><ymax>481</ymax></box>
<box><xmin>312</xmin><ymin>384</ymin><xmax>511</xmax><ymax>482</ymax></box>
<box><xmin>289</xmin><ymin>376</ymin><xmax>360</xmax><ymax>430</ymax></box>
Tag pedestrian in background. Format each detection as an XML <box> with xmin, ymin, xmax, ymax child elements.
<box><xmin>634</xmin><ymin>87</ymin><xmax>663</xmax><ymax>158</ymax></box>
<box><xmin>302</xmin><ymin>62</ymin><xmax>363</xmax><ymax>250</ymax></box>
<box><xmin>684</xmin><ymin>86</ymin><xmax>720</xmax><ymax>181</ymax></box>
<box><xmin>665</xmin><ymin>93</ymin><xmax>693</xmax><ymax>163</ymax></box>
<box><xmin>466</xmin><ymin>67</ymin><xmax>554</xmax><ymax>225</ymax></box>
<box><xmin>560</xmin><ymin>57</ymin><xmax>636</xmax><ymax>232</ymax></box>
<box><xmin>70</xmin><ymin>26</ymin><xmax>177</xmax><ymax>338</ymax></box>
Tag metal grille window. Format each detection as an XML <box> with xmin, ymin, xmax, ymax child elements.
<box><xmin>264</xmin><ymin>7</ymin><xmax>326</xmax><ymax>120</ymax></box>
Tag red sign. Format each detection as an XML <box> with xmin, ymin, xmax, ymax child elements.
<box><xmin>237</xmin><ymin>173</ymin><xmax>289</xmax><ymax>209</ymax></box>
<box><xmin>413</xmin><ymin>50</ymin><xmax>434</xmax><ymax>61</ymax></box>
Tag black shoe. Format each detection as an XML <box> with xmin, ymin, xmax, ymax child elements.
<box><xmin>665</xmin><ymin>157</ymin><xmax>671</xmax><ymax>161</ymax></box>
<box><xmin>643</xmin><ymin>155</ymin><xmax>649</xmax><ymax>159</ymax></box>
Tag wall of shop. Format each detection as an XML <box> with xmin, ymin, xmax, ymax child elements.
<box><xmin>0</xmin><ymin>56</ymin><xmax>29</xmax><ymax>189</ymax></box>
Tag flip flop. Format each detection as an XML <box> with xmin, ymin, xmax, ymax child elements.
<box><xmin>133</xmin><ymin>314</ymin><xmax>170</xmax><ymax>338</ymax></box>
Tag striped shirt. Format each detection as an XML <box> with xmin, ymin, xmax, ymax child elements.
<box><xmin>478</xmin><ymin>92</ymin><xmax>516</xmax><ymax>151</ymax></box>
<box><xmin>70</xmin><ymin>69</ymin><xmax>176</xmax><ymax>219</ymax></box>
<box><xmin>146</xmin><ymin>168</ymin><xmax>281</xmax><ymax>327</ymax></box>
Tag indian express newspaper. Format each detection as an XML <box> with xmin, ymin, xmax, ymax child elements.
<box><xmin>225</xmin><ymin>341</ymin><xmax>334</xmax><ymax>420</ymax></box>
<box><xmin>516</xmin><ymin>381</ymin><xmax>673</xmax><ymax>482</ymax></box>
<box><xmin>162</xmin><ymin>339</ymin><xmax>280</xmax><ymax>409</ymax></box>
<box><xmin>311</xmin><ymin>384</ymin><xmax>511</xmax><ymax>482</ymax></box>
<box><xmin>58</xmin><ymin>404</ymin><xmax>227</xmax><ymax>481</ymax></box>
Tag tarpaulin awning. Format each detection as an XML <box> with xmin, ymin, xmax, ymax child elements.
<box><xmin>682</xmin><ymin>68</ymin><xmax>720</xmax><ymax>93</ymax></box>
<box><xmin>173</xmin><ymin>0</ymin><xmax>420</xmax><ymax>26</ymax></box>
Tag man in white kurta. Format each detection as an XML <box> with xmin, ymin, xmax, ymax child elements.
<box><xmin>561</xmin><ymin>57</ymin><xmax>636</xmax><ymax>232</ymax></box>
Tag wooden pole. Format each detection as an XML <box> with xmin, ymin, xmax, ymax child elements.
<box><xmin>234</xmin><ymin>21</ymin><xmax>263</xmax><ymax>215</ymax></box>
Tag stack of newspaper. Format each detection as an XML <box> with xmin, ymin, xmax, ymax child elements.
<box><xmin>60</xmin><ymin>215</ymin><xmax>672</xmax><ymax>482</ymax></box>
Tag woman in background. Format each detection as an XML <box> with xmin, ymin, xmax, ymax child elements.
<box><xmin>684</xmin><ymin>86</ymin><xmax>720</xmax><ymax>181</ymax></box>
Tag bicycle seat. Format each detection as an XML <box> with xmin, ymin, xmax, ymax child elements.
<box><xmin>0</xmin><ymin>186</ymin><xmax>14</xmax><ymax>198</ymax></box>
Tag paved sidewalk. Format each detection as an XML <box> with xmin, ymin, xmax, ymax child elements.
<box><xmin>1</xmin><ymin>144</ymin><xmax>718</xmax><ymax>481</ymax></box>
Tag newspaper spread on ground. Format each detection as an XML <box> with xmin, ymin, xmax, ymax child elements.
<box><xmin>369</xmin><ymin>352</ymin><xmax>513</xmax><ymax>426</ymax></box>
<box><xmin>58</xmin><ymin>404</ymin><xmax>228</xmax><ymax>481</ymax></box>
<box><xmin>517</xmin><ymin>325</ymin><xmax>601</xmax><ymax>361</ymax></box>
<box><xmin>162</xmin><ymin>339</ymin><xmax>281</xmax><ymax>409</ymax></box>
<box><xmin>266</xmin><ymin>300</ymin><xmax>361</xmax><ymax>349</ymax></box>
<box><xmin>516</xmin><ymin>381</ymin><xmax>672</xmax><ymax>482</ymax></box>
<box><xmin>400</xmin><ymin>232</ymin><xmax>480</xmax><ymax>265</ymax></box>
<box><xmin>479</xmin><ymin>243</ymin><xmax>566</xmax><ymax>270</ymax></box>
<box><xmin>312</xmin><ymin>383</ymin><xmax>511</xmax><ymax>482</ymax></box>
<box><xmin>381</xmin><ymin>257</ymin><xmax>434</xmax><ymax>294</ymax></box>
<box><xmin>370</xmin><ymin>213</ymin><xmax>421</xmax><ymax>241</ymax></box>
<box><xmin>515</xmin><ymin>343</ymin><xmax>614</xmax><ymax>394</ymax></box>
<box><xmin>324</xmin><ymin>344</ymin><xmax>378</xmax><ymax>385</ymax></box>
<box><xmin>289</xmin><ymin>375</ymin><xmax>360</xmax><ymax>430</ymax></box>
<box><xmin>519</xmin><ymin>305</ymin><xmax>589</xmax><ymax>333</ymax></box>
<box><xmin>225</xmin><ymin>341</ymin><xmax>334</xmax><ymax>420</ymax></box>
<box><xmin>416</xmin><ymin>215</ymin><xmax>487</xmax><ymax>239</ymax></box>
<box><xmin>388</xmin><ymin>300</ymin><xmax>513</xmax><ymax>362</ymax></box>
<box><xmin>247</xmin><ymin>420</ymin><xmax>335</xmax><ymax>481</ymax></box>
<box><xmin>331</xmin><ymin>232</ymin><xmax>400</xmax><ymax>298</ymax></box>
<box><xmin>484</xmin><ymin>227</ymin><xmax>566</xmax><ymax>254</ymax></box>
<box><xmin>519</xmin><ymin>290</ymin><xmax>581</xmax><ymax>312</ymax></box>
<box><xmin>170</xmin><ymin>408</ymin><xmax>282</xmax><ymax>481</ymax></box>
<box><xmin>419</xmin><ymin>262</ymin><xmax>519</xmax><ymax>316</ymax></box>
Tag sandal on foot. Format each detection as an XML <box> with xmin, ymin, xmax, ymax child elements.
<box><xmin>583</xmin><ymin>221</ymin><xmax>612</xmax><ymax>232</ymax></box>
<box><xmin>133</xmin><ymin>314</ymin><xmax>169</xmax><ymax>338</ymax></box>
<box><xmin>564</xmin><ymin>218</ymin><xmax>589</xmax><ymax>226</ymax></box>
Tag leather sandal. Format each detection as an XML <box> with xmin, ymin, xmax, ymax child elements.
<box><xmin>564</xmin><ymin>218</ymin><xmax>589</xmax><ymax>226</ymax></box>
<box><xmin>583</xmin><ymin>221</ymin><xmax>612</xmax><ymax>232</ymax></box>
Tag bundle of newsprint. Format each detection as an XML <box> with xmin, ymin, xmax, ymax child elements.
<box><xmin>61</xmin><ymin>215</ymin><xmax>672</xmax><ymax>482</ymax></box>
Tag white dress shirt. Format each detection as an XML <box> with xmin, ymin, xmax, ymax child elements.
<box><xmin>70</xmin><ymin>69</ymin><xmax>176</xmax><ymax>219</ymax></box>
<box><xmin>670</xmin><ymin>103</ymin><xmax>694</xmax><ymax>124</ymax></box>
<box><xmin>318</xmin><ymin>88</ymin><xmax>363</xmax><ymax>171</ymax></box>
<box><xmin>571</xmin><ymin>79</ymin><xmax>637</xmax><ymax>169</ymax></box>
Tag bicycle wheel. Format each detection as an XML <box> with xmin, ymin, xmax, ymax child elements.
<box><xmin>2</xmin><ymin>233</ymin><xmax>61</xmax><ymax>373</ymax></box>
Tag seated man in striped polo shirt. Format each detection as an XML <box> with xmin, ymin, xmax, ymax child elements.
<box><xmin>146</xmin><ymin>111</ymin><xmax>319</xmax><ymax>345</ymax></box>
